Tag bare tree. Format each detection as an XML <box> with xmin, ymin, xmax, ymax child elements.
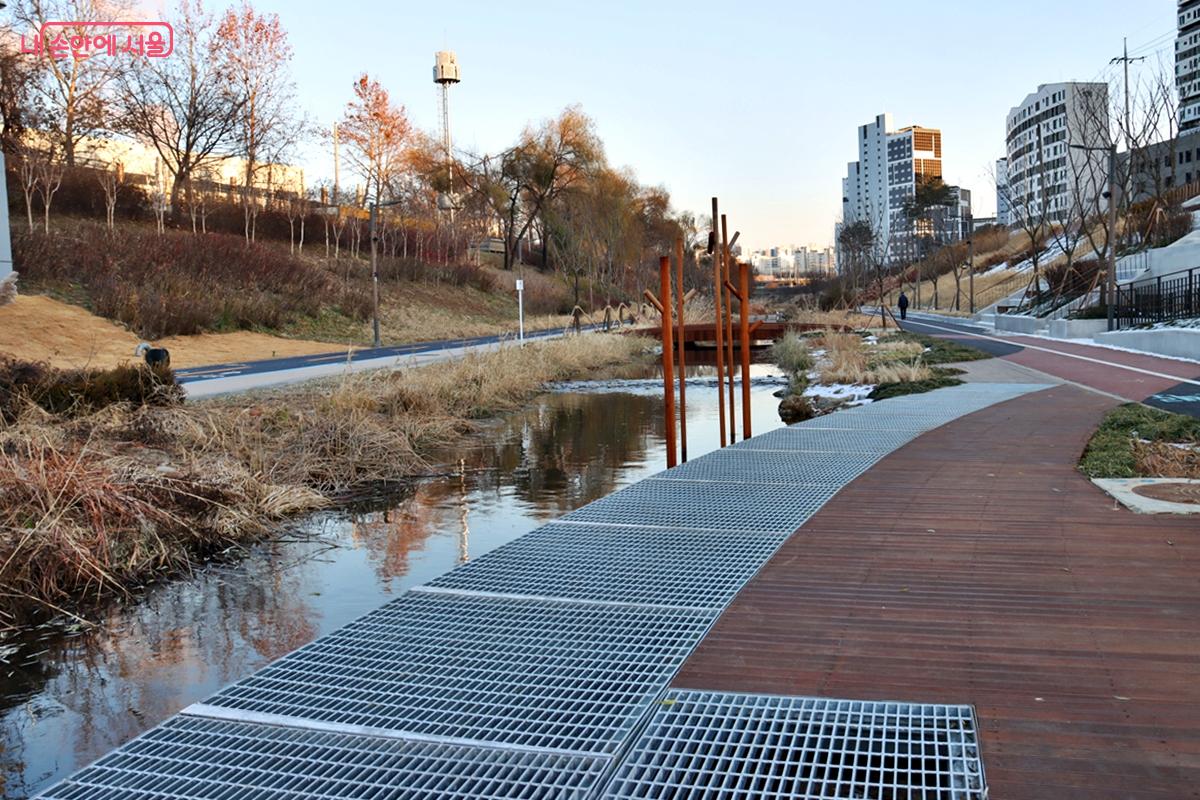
<box><xmin>97</xmin><ymin>162</ymin><xmax>122</xmax><ymax>231</ymax></box>
<box><xmin>217</xmin><ymin>1</ymin><xmax>302</xmax><ymax>242</ymax></box>
<box><xmin>16</xmin><ymin>146</ymin><xmax>39</xmax><ymax>233</ymax></box>
<box><xmin>11</xmin><ymin>0</ymin><xmax>133</xmax><ymax>165</ymax></box>
<box><xmin>994</xmin><ymin>128</ymin><xmax>1054</xmax><ymax>306</ymax></box>
<box><xmin>116</xmin><ymin>0</ymin><xmax>242</xmax><ymax>212</ymax></box>
<box><xmin>34</xmin><ymin>150</ymin><xmax>63</xmax><ymax>233</ymax></box>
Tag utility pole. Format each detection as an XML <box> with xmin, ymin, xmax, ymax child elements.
<box><xmin>369</xmin><ymin>198</ymin><xmax>405</xmax><ymax>348</ymax></box>
<box><xmin>967</xmin><ymin>236</ymin><xmax>975</xmax><ymax>314</ymax></box>
<box><xmin>1107</xmin><ymin>144</ymin><xmax>1118</xmax><ymax>332</ymax></box>
<box><xmin>332</xmin><ymin>123</ymin><xmax>340</xmax><ymax>204</ymax></box>
<box><xmin>1111</xmin><ymin>38</ymin><xmax>1144</xmax><ymax>211</ymax></box>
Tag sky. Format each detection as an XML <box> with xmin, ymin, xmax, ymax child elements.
<box><xmin>200</xmin><ymin>0</ymin><xmax>1177</xmax><ymax>252</ymax></box>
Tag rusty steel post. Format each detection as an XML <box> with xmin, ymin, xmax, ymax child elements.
<box><xmin>721</xmin><ymin>214</ymin><xmax>736</xmax><ymax>443</ymax></box>
<box><xmin>711</xmin><ymin>198</ymin><xmax>727</xmax><ymax>447</ymax></box>
<box><xmin>739</xmin><ymin>261</ymin><xmax>752</xmax><ymax>439</ymax></box>
<box><xmin>659</xmin><ymin>256</ymin><xmax>677</xmax><ymax>468</ymax></box>
<box><xmin>675</xmin><ymin>237</ymin><xmax>688</xmax><ymax>463</ymax></box>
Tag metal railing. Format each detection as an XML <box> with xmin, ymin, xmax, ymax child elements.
<box><xmin>973</xmin><ymin>270</ymin><xmax>1037</xmax><ymax>312</ymax></box>
<box><xmin>1115</xmin><ymin>266</ymin><xmax>1200</xmax><ymax>326</ymax></box>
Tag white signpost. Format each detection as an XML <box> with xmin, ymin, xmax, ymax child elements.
<box><xmin>515</xmin><ymin>278</ymin><xmax>525</xmax><ymax>342</ymax></box>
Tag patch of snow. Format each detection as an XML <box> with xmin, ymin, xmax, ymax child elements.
<box><xmin>802</xmin><ymin>382</ymin><xmax>875</xmax><ymax>407</ymax></box>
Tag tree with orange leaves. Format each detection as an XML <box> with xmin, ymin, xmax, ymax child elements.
<box><xmin>339</xmin><ymin>74</ymin><xmax>412</xmax><ymax>206</ymax></box>
<box><xmin>216</xmin><ymin>0</ymin><xmax>301</xmax><ymax>241</ymax></box>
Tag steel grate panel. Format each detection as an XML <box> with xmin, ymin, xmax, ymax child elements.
<box><xmin>197</xmin><ymin>592</ymin><xmax>715</xmax><ymax>755</ymax></box>
<box><xmin>423</xmin><ymin>523</ymin><xmax>784</xmax><ymax>610</ymax></box>
<box><xmin>563</xmin><ymin>480</ymin><xmax>837</xmax><ymax>533</ymax></box>
<box><xmin>730</xmin><ymin>427</ymin><xmax>920</xmax><ymax>454</ymax></box>
<box><xmin>657</xmin><ymin>449</ymin><xmax>881</xmax><ymax>485</ymax></box>
<box><xmin>603</xmin><ymin>690</ymin><xmax>987</xmax><ymax>800</ymax></box>
<box><xmin>38</xmin><ymin>715</ymin><xmax>610</xmax><ymax>800</ymax></box>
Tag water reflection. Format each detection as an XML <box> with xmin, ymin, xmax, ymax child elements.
<box><xmin>0</xmin><ymin>374</ymin><xmax>784</xmax><ymax>798</ymax></box>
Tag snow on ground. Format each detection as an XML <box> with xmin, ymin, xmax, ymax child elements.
<box><xmin>802</xmin><ymin>380</ymin><xmax>874</xmax><ymax>407</ymax></box>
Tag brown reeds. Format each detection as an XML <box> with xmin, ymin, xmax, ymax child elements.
<box><xmin>0</xmin><ymin>334</ymin><xmax>652</xmax><ymax>629</ymax></box>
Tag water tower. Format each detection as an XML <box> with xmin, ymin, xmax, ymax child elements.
<box><xmin>433</xmin><ymin>51</ymin><xmax>461</xmax><ymax>218</ymax></box>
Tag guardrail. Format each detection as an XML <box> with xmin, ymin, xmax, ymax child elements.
<box><xmin>1115</xmin><ymin>266</ymin><xmax>1200</xmax><ymax>326</ymax></box>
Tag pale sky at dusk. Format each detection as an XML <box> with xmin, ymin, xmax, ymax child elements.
<box><xmin>211</xmin><ymin>0</ymin><xmax>1176</xmax><ymax>251</ymax></box>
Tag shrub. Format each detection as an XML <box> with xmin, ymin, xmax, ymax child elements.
<box><xmin>12</xmin><ymin>220</ymin><xmax>333</xmax><ymax>337</ymax></box>
<box><xmin>0</xmin><ymin>358</ymin><xmax>181</xmax><ymax>422</ymax></box>
<box><xmin>1080</xmin><ymin>403</ymin><xmax>1200</xmax><ymax>478</ymax></box>
<box><xmin>771</xmin><ymin>332</ymin><xmax>814</xmax><ymax>387</ymax></box>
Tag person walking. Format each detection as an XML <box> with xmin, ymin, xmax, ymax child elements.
<box><xmin>897</xmin><ymin>291</ymin><xmax>909</xmax><ymax>321</ymax></box>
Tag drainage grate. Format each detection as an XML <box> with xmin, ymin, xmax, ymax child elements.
<box><xmin>731</xmin><ymin>427</ymin><xmax>920</xmax><ymax>454</ymax></box>
<box><xmin>196</xmin><ymin>592</ymin><xmax>715</xmax><ymax>755</ymax></box>
<box><xmin>603</xmin><ymin>690</ymin><xmax>986</xmax><ymax>800</ymax></box>
<box><xmin>39</xmin><ymin>715</ymin><xmax>610</xmax><ymax>800</ymax></box>
<box><xmin>657</xmin><ymin>449</ymin><xmax>881</xmax><ymax>485</ymax></box>
<box><xmin>562</xmin><ymin>479</ymin><xmax>836</xmax><ymax>533</ymax></box>
<box><xmin>422</xmin><ymin>523</ymin><xmax>785</xmax><ymax>610</ymax></box>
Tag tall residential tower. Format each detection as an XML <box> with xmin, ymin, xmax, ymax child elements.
<box><xmin>1179</xmin><ymin>0</ymin><xmax>1200</xmax><ymax>131</ymax></box>
<box><xmin>838</xmin><ymin>114</ymin><xmax>943</xmax><ymax>268</ymax></box>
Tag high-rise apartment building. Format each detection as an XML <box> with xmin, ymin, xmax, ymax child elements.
<box><xmin>838</xmin><ymin>113</ymin><xmax>943</xmax><ymax>268</ymax></box>
<box><xmin>995</xmin><ymin>158</ymin><xmax>1013</xmax><ymax>226</ymax></box>
<box><xmin>1179</xmin><ymin>0</ymin><xmax>1200</xmax><ymax>130</ymax></box>
<box><xmin>1004</xmin><ymin>82</ymin><xmax>1110</xmax><ymax>226</ymax></box>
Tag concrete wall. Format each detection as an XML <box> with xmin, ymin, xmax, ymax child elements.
<box><xmin>995</xmin><ymin>314</ymin><xmax>1047</xmax><ymax>334</ymax></box>
<box><xmin>1047</xmin><ymin>318</ymin><xmax>1109</xmax><ymax>340</ymax></box>
<box><xmin>1095</xmin><ymin>329</ymin><xmax>1200</xmax><ymax>361</ymax></box>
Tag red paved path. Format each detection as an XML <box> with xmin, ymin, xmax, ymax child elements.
<box><xmin>675</xmin><ymin>386</ymin><xmax>1200</xmax><ymax>799</ymax></box>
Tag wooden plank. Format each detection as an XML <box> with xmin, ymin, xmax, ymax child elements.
<box><xmin>673</xmin><ymin>385</ymin><xmax>1200</xmax><ymax>799</ymax></box>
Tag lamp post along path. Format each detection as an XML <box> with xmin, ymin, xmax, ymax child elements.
<box><xmin>369</xmin><ymin>198</ymin><xmax>405</xmax><ymax>348</ymax></box>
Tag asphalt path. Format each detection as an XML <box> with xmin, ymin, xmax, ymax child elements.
<box><xmin>175</xmin><ymin>324</ymin><xmax>588</xmax><ymax>382</ymax></box>
<box><xmin>896</xmin><ymin>314</ymin><xmax>1200</xmax><ymax>419</ymax></box>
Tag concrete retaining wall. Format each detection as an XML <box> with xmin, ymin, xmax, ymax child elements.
<box><xmin>1047</xmin><ymin>318</ymin><xmax>1109</xmax><ymax>340</ymax></box>
<box><xmin>1094</xmin><ymin>329</ymin><xmax>1200</xmax><ymax>361</ymax></box>
<box><xmin>995</xmin><ymin>314</ymin><xmax>1047</xmax><ymax>334</ymax></box>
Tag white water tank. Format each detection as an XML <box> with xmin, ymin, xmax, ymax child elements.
<box><xmin>433</xmin><ymin>51</ymin><xmax>460</xmax><ymax>84</ymax></box>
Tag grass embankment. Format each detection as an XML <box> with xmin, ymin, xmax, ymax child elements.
<box><xmin>11</xmin><ymin>217</ymin><xmax>575</xmax><ymax>361</ymax></box>
<box><xmin>1080</xmin><ymin>404</ymin><xmax>1200</xmax><ymax>479</ymax></box>
<box><xmin>0</xmin><ymin>334</ymin><xmax>651</xmax><ymax>630</ymax></box>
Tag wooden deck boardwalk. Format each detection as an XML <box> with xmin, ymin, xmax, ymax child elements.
<box><xmin>673</xmin><ymin>385</ymin><xmax>1200</xmax><ymax>799</ymax></box>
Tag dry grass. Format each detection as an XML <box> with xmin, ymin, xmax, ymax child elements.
<box><xmin>0</xmin><ymin>334</ymin><xmax>651</xmax><ymax>628</ymax></box>
<box><xmin>817</xmin><ymin>332</ymin><xmax>932</xmax><ymax>385</ymax></box>
<box><xmin>1133</xmin><ymin>441</ymin><xmax>1200</xmax><ymax>479</ymax></box>
<box><xmin>788</xmin><ymin>308</ymin><xmax>878</xmax><ymax>330</ymax></box>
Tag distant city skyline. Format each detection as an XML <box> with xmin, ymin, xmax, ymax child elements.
<box><xmin>235</xmin><ymin>0</ymin><xmax>1176</xmax><ymax>251</ymax></box>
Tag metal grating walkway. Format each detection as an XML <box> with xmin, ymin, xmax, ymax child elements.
<box><xmin>193</xmin><ymin>592</ymin><xmax>715</xmax><ymax>755</ymax></box>
<box><xmin>38</xmin><ymin>383</ymin><xmax>1043</xmax><ymax>800</ymax></box>
<box><xmin>422</xmin><ymin>522</ymin><xmax>784</xmax><ymax>610</ymax></box>
<box><xmin>561</xmin><ymin>479</ymin><xmax>838</xmax><ymax>533</ymax></box>
<box><xmin>39</xmin><ymin>715</ymin><xmax>610</xmax><ymax>800</ymax></box>
<box><xmin>602</xmin><ymin>690</ymin><xmax>986</xmax><ymax>800</ymax></box>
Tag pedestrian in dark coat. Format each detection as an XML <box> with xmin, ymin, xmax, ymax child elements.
<box><xmin>898</xmin><ymin>291</ymin><xmax>909</xmax><ymax>321</ymax></box>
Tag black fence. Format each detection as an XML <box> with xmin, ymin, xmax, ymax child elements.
<box><xmin>1115</xmin><ymin>267</ymin><xmax>1199</xmax><ymax>327</ymax></box>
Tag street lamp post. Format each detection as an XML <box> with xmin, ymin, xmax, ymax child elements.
<box><xmin>1069</xmin><ymin>142</ymin><xmax>1119</xmax><ymax>332</ymax></box>
<box><xmin>369</xmin><ymin>198</ymin><xmax>404</xmax><ymax>348</ymax></box>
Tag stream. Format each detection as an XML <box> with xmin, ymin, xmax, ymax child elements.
<box><xmin>0</xmin><ymin>366</ymin><xmax>787</xmax><ymax>798</ymax></box>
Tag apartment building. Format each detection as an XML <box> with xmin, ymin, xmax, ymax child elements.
<box><xmin>1180</xmin><ymin>0</ymin><xmax>1200</xmax><ymax>130</ymax></box>
<box><xmin>838</xmin><ymin>113</ymin><xmax>944</xmax><ymax>268</ymax></box>
<box><xmin>1004</xmin><ymin>82</ymin><xmax>1110</xmax><ymax>225</ymax></box>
